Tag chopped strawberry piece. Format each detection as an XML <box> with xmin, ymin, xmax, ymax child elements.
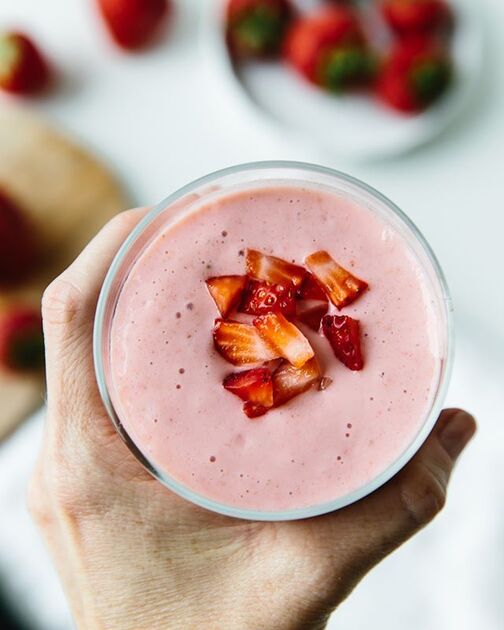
<box><xmin>254</xmin><ymin>312</ymin><xmax>314</xmax><ymax>368</ymax></box>
<box><xmin>296</xmin><ymin>300</ymin><xmax>329</xmax><ymax>332</ymax></box>
<box><xmin>272</xmin><ymin>357</ymin><xmax>320</xmax><ymax>406</ymax></box>
<box><xmin>240</xmin><ymin>279</ymin><xmax>296</xmax><ymax>317</ymax></box>
<box><xmin>305</xmin><ymin>250</ymin><xmax>368</xmax><ymax>309</ymax></box>
<box><xmin>246</xmin><ymin>249</ymin><xmax>306</xmax><ymax>287</ymax></box>
<box><xmin>297</xmin><ymin>272</ymin><xmax>328</xmax><ymax>301</ymax></box>
<box><xmin>206</xmin><ymin>275</ymin><xmax>247</xmax><ymax>317</ymax></box>
<box><xmin>243</xmin><ymin>401</ymin><xmax>270</xmax><ymax>418</ymax></box>
<box><xmin>223</xmin><ymin>366</ymin><xmax>274</xmax><ymax>406</ymax></box>
<box><xmin>213</xmin><ymin>319</ymin><xmax>279</xmax><ymax>366</ymax></box>
<box><xmin>322</xmin><ymin>315</ymin><xmax>363</xmax><ymax>371</ymax></box>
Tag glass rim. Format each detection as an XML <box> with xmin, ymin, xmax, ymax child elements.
<box><xmin>93</xmin><ymin>160</ymin><xmax>454</xmax><ymax>521</ymax></box>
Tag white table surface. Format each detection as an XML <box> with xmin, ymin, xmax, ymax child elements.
<box><xmin>0</xmin><ymin>1</ymin><xmax>503</xmax><ymax>629</ymax></box>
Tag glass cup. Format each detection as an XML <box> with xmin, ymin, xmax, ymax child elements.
<box><xmin>94</xmin><ymin>161</ymin><xmax>453</xmax><ymax>521</ymax></box>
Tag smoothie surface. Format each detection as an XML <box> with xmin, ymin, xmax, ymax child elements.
<box><xmin>109</xmin><ymin>185</ymin><xmax>441</xmax><ymax>512</ymax></box>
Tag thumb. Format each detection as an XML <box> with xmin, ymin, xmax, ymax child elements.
<box><xmin>318</xmin><ymin>409</ymin><xmax>476</xmax><ymax>598</ymax></box>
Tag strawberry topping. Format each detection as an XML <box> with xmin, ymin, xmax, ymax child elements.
<box><xmin>213</xmin><ymin>319</ymin><xmax>279</xmax><ymax>366</ymax></box>
<box><xmin>223</xmin><ymin>367</ymin><xmax>274</xmax><ymax>415</ymax></box>
<box><xmin>272</xmin><ymin>357</ymin><xmax>320</xmax><ymax>406</ymax></box>
<box><xmin>322</xmin><ymin>315</ymin><xmax>363</xmax><ymax>371</ymax></box>
<box><xmin>240</xmin><ymin>279</ymin><xmax>296</xmax><ymax>317</ymax></box>
<box><xmin>254</xmin><ymin>312</ymin><xmax>314</xmax><ymax>368</ymax></box>
<box><xmin>207</xmin><ymin>246</ymin><xmax>372</xmax><ymax>418</ymax></box>
<box><xmin>296</xmin><ymin>299</ymin><xmax>329</xmax><ymax>332</ymax></box>
<box><xmin>206</xmin><ymin>275</ymin><xmax>247</xmax><ymax>317</ymax></box>
<box><xmin>297</xmin><ymin>272</ymin><xmax>328</xmax><ymax>301</ymax></box>
<box><xmin>246</xmin><ymin>249</ymin><xmax>306</xmax><ymax>288</ymax></box>
<box><xmin>305</xmin><ymin>250</ymin><xmax>368</xmax><ymax>309</ymax></box>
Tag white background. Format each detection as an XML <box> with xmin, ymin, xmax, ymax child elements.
<box><xmin>0</xmin><ymin>1</ymin><xmax>503</xmax><ymax>629</ymax></box>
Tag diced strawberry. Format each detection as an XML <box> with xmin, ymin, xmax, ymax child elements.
<box><xmin>240</xmin><ymin>279</ymin><xmax>296</xmax><ymax>317</ymax></box>
<box><xmin>246</xmin><ymin>249</ymin><xmax>306</xmax><ymax>288</ymax></box>
<box><xmin>272</xmin><ymin>357</ymin><xmax>320</xmax><ymax>406</ymax></box>
<box><xmin>243</xmin><ymin>401</ymin><xmax>271</xmax><ymax>418</ymax></box>
<box><xmin>223</xmin><ymin>366</ymin><xmax>274</xmax><ymax>407</ymax></box>
<box><xmin>206</xmin><ymin>275</ymin><xmax>247</xmax><ymax>317</ymax></box>
<box><xmin>305</xmin><ymin>250</ymin><xmax>368</xmax><ymax>309</ymax></box>
<box><xmin>297</xmin><ymin>272</ymin><xmax>328</xmax><ymax>301</ymax></box>
<box><xmin>296</xmin><ymin>300</ymin><xmax>329</xmax><ymax>332</ymax></box>
<box><xmin>254</xmin><ymin>312</ymin><xmax>314</xmax><ymax>368</ymax></box>
<box><xmin>213</xmin><ymin>319</ymin><xmax>279</xmax><ymax>366</ymax></box>
<box><xmin>322</xmin><ymin>315</ymin><xmax>363</xmax><ymax>371</ymax></box>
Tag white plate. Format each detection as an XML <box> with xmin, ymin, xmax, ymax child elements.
<box><xmin>201</xmin><ymin>0</ymin><xmax>484</xmax><ymax>161</ymax></box>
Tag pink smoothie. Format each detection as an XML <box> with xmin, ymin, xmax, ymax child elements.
<box><xmin>109</xmin><ymin>185</ymin><xmax>442</xmax><ymax>512</ymax></box>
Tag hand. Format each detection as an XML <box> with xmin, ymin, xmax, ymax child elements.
<box><xmin>30</xmin><ymin>209</ymin><xmax>476</xmax><ymax>630</ymax></box>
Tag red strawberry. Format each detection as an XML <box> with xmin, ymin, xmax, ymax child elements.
<box><xmin>246</xmin><ymin>249</ymin><xmax>306</xmax><ymax>287</ymax></box>
<box><xmin>0</xmin><ymin>32</ymin><xmax>50</xmax><ymax>95</ymax></box>
<box><xmin>284</xmin><ymin>6</ymin><xmax>374</xmax><ymax>91</ymax></box>
<box><xmin>254</xmin><ymin>312</ymin><xmax>314</xmax><ymax>368</ymax></box>
<box><xmin>0</xmin><ymin>307</ymin><xmax>45</xmax><ymax>373</ymax></box>
<box><xmin>206</xmin><ymin>275</ymin><xmax>247</xmax><ymax>317</ymax></box>
<box><xmin>223</xmin><ymin>367</ymin><xmax>274</xmax><ymax>418</ymax></box>
<box><xmin>272</xmin><ymin>357</ymin><xmax>320</xmax><ymax>406</ymax></box>
<box><xmin>213</xmin><ymin>319</ymin><xmax>279</xmax><ymax>366</ymax></box>
<box><xmin>0</xmin><ymin>189</ymin><xmax>38</xmax><ymax>287</ymax></box>
<box><xmin>377</xmin><ymin>37</ymin><xmax>452</xmax><ymax>113</ymax></box>
<box><xmin>240</xmin><ymin>279</ymin><xmax>296</xmax><ymax>317</ymax></box>
<box><xmin>322</xmin><ymin>315</ymin><xmax>363</xmax><ymax>371</ymax></box>
<box><xmin>296</xmin><ymin>300</ymin><xmax>328</xmax><ymax>332</ymax></box>
<box><xmin>381</xmin><ymin>0</ymin><xmax>452</xmax><ymax>38</ymax></box>
<box><xmin>97</xmin><ymin>0</ymin><xmax>170</xmax><ymax>50</ymax></box>
<box><xmin>305</xmin><ymin>250</ymin><xmax>368</xmax><ymax>309</ymax></box>
<box><xmin>297</xmin><ymin>272</ymin><xmax>328</xmax><ymax>301</ymax></box>
<box><xmin>226</xmin><ymin>0</ymin><xmax>294</xmax><ymax>59</ymax></box>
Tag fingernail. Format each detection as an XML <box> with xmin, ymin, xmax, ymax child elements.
<box><xmin>439</xmin><ymin>410</ymin><xmax>476</xmax><ymax>460</ymax></box>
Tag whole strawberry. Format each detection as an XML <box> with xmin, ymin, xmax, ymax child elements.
<box><xmin>284</xmin><ymin>6</ymin><xmax>374</xmax><ymax>92</ymax></box>
<box><xmin>0</xmin><ymin>32</ymin><xmax>50</xmax><ymax>95</ymax></box>
<box><xmin>97</xmin><ymin>0</ymin><xmax>170</xmax><ymax>50</ymax></box>
<box><xmin>226</xmin><ymin>0</ymin><xmax>294</xmax><ymax>59</ymax></box>
<box><xmin>0</xmin><ymin>189</ymin><xmax>38</xmax><ymax>288</ymax></box>
<box><xmin>381</xmin><ymin>0</ymin><xmax>453</xmax><ymax>38</ymax></box>
<box><xmin>0</xmin><ymin>308</ymin><xmax>45</xmax><ymax>373</ymax></box>
<box><xmin>377</xmin><ymin>37</ymin><xmax>452</xmax><ymax>113</ymax></box>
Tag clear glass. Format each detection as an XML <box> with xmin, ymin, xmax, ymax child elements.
<box><xmin>94</xmin><ymin>161</ymin><xmax>454</xmax><ymax>521</ymax></box>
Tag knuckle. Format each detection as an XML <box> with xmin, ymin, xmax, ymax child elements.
<box><xmin>42</xmin><ymin>276</ymin><xmax>82</xmax><ymax>328</ymax></box>
<box><xmin>399</xmin><ymin>462</ymin><xmax>447</xmax><ymax>527</ymax></box>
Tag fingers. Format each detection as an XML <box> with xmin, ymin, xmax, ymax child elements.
<box><xmin>318</xmin><ymin>409</ymin><xmax>476</xmax><ymax>591</ymax></box>
<box><xmin>42</xmin><ymin>208</ymin><xmax>148</xmax><ymax>425</ymax></box>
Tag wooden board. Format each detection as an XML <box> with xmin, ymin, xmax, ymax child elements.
<box><xmin>0</xmin><ymin>105</ymin><xmax>129</xmax><ymax>441</ymax></box>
